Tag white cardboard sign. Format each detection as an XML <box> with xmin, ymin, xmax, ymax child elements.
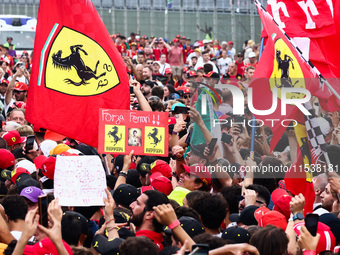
<box><xmin>54</xmin><ymin>155</ymin><xmax>106</xmax><ymax>206</ymax></box>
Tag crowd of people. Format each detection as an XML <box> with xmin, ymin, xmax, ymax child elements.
<box><xmin>0</xmin><ymin>30</ymin><xmax>339</xmax><ymax>255</ymax></box>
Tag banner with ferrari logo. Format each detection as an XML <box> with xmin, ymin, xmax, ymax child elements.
<box><xmin>99</xmin><ymin>109</ymin><xmax>169</xmax><ymax>156</ymax></box>
<box><xmin>26</xmin><ymin>0</ymin><xmax>130</xmax><ymax>148</ymax></box>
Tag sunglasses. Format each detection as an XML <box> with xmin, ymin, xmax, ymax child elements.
<box><xmin>13</xmin><ymin>90</ymin><xmax>24</xmax><ymax>94</ymax></box>
<box><xmin>183</xmin><ymin>95</ymin><xmax>191</xmax><ymax>99</ymax></box>
<box><xmin>237</xmin><ymin>195</ymin><xmax>264</xmax><ymax>205</ymax></box>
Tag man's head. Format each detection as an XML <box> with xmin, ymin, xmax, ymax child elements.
<box><xmin>236</xmin><ymin>53</ymin><xmax>243</xmax><ymax>63</ymax></box>
<box><xmin>152</xmin><ymin>62</ymin><xmax>160</xmax><ymax>73</ymax></box>
<box><xmin>248</xmin><ymin>52</ymin><xmax>256</xmax><ymax>64</ymax></box>
<box><xmin>178</xmin><ymin>164</ymin><xmax>211</xmax><ymax>192</ymax></box>
<box><xmin>137</xmin><ymin>52</ymin><xmax>145</xmax><ymax>64</ymax></box>
<box><xmin>221</xmin><ymin>49</ymin><xmax>228</xmax><ymax>59</ymax></box>
<box><xmin>0</xmin><ymin>79</ymin><xmax>8</xmax><ymax>95</ymax></box>
<box><xmin>320</xmin><ymin>183</ymin><xmax>336</xmax><ymax>212</ymax></box>
<box><xmin>159</xmin><ymin>54</ymin><xmax>167</xmax><ymax>64</ymax></box>
<box><xmin>129</xmin><ymin>190</ymin><xmax>169</xmax><ymax>232</ymax></box>
<box><xmin>238</xmin><ymin>184</ymin><xmax>270</xmax><ymax>213</ymax></box>
<box><xmin>191</xmin><ymin>56</ymin><xmax>198</xmax><ymax>66</ymax></box>
<box><xmin>202</xmin><ymin>50</ymin><xmax>210</xmax><ymax>63</ymax></box>
<box><xmin>244</xmin><ymin>66</ymin><xmax>255</xmax><ymax>81</ymax></box>
<box><xmin>173</xmin><ymin>38</ymin><xmax>180</xmax><ymax>47</ymax></box>
<box><xmin>313</xmin><ymin>173</ymin><xmax>328</xmax><ymax>203</ymax></box>
<box><xmin>228</xmin><ymin>62</ymin><xmax>237</xmax><ymax>75</ymax></box>
<box><xmin>8</xmin><ymin>109</ymin><xmax>25</xmax><ymax>125</ymax></box>
<box><xmin>142</xmin><ymin>66</ymin><xmax>153</xmax><ymax>80</ymax></box>
<box><xmin>13</xmin><ymin>82</ymin><xmax>28</xmax><ymax>102</ymax></box>
<box><xmin>2</xmin><ymin>194</ymin><xmax>28</xmax><ymax>222</ymax></box>
<box><xmin>227</xmin><ymin>41</ymin><xmax>233</xmax><ymax>50</ymax></box>
<box><xmin>145</xmin><ymin>59</ymin><xmax>153</xmax><ymax>67</ymax></box>
<box><xmin>141</xmin><ymin>80</ymin><xmax>154</xmax><ymax>98</ymax></box>
<box><xmin>136</xmin><ymin>64</ymin><xmax>144</xmax><ymax>77</ymax></box>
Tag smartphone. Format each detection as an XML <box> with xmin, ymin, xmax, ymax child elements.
<box><xmin>305</xmin><ymin>213</ymin><xmax>319</xmax><ymax>236</ymax></box>
<box><xmin>207</xmin><ymin>138</ymin><xmax>217</xmax><ymax>156</ymax></box>
<box><xmin>233</xmin><ymin>115</ymin><xmax>244</xmax><ymax>134</ymax></box>
<box><xmin>130</xmin><ymin>86</ymin><xmax>134</xmax><ymax>94</ymax></box>
<box><xmin>174</xmin><ymin>106</ymin><xmax>188</xmax><ymax>114</ymax></box>
<box><xmin>25</xmin><ymin>135</ymin><xmax>35</xmax><ymax>153</ymax></box>
<box><xmin>221</xmin><ymin>133</ymin><xmax>232</xmax><ymax>144</ymax></box>
<box><xmin>122</xmin><ymin>52</ymin><xmax>127</xmax><ymax>57</ymax></box>
<box><xmin>190</xmin><ymin>244</ymin><xmax>209</xmax><ymax>255</ymax></box>
<box><xmin>38</xmin><ymin>195</ymin><xmax>49</xmax><ymax>227</ymax></box>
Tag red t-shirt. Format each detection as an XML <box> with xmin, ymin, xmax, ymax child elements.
<box><xmin>183</xmin><ymin>48</ymin><xmax>193</xmax><ymax>64</ymax></box>
<box><xmin>236</xmin><ymin>61</ymin><xmax>245</xmax><ymax>77</ymax></box>
<box><xmin>115</xmin><ymin>43</ymin><xmax>127</xmax><ymax>55</ymax></box>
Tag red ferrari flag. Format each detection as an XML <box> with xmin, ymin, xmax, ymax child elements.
<box><xmin>251</xmin><ymin>0</ymin><xmax>320</xmax><ymax>150</ymax></box>
<box><xmin>26</xmin><ymin>0</ymin><xmax>130</xmax><ymax>147</ymax></box>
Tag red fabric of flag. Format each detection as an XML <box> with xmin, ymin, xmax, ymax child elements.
<box><xmin>251</xmin><ymin>2</ymin><xmax>320</xmax><ymax>151</ymax></box>
<box><xmin>26</xmin><ymin>0</ymin><xmax>130</xmax><ymax>148</ymax></box>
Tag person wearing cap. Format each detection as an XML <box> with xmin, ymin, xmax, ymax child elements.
<box><xmin>5</xmin><ymin>67</ymin><xmax>29</xmax><ymax>115</ymax></box>
<box><xmin>1</xmin><ymin>130</ymin><xmax>26</xmax><ymax>152</ymax></box>
<box><xmin>183</xmin><ymin>39</ymin><xmax>193</xmax><ymax>65</ymax></box>
<box><xmin>151</xmin><ymin>37</ymin><xmax>171</xmax><ymax>62</ymax></box>
<box><xmin>115</xmin><ymin>35</ymin><xmax>127</xmax><ymax>56</ymax></box>
<box><xmin>20</xmin><ymin>186</ymin><xmax>44</xmax><ymax>211</ymax></box>
<box><xmin>221</xmin><ymin>62</ymin><xmax>242</xmax><ymax>84</ymax></box>
<box><xmin>127</xmin><ymin>42</ymin><xmax>138</xmax><ymax>58</ymax></box>
<box><xmin>194</xmin><ymin>50</ymin><xmax>219</xmax><ymax>73</ymax></box>
<box><xmin>218</xmin><ymin>49</ymin><xmax>233</xmax><ymax>76</ymax></box>
<box><xmin>0</xmin><ymin>79</ymin><xmax>8</xmax><ymax>104</ymax></box>
<box><xmin>235</xmin><ymin>52</ymin><xmax>245</xmax><ymax>77</ymax></box>
<box><xmin>244</xmin><ymin>51</ymin><xmax>258</xmax><ymax>69</ymax></box>
<box><xmin>141</xmin><ymin>80</ymin><xmax>155</xmax><ymax>100</ymax></box>
<box><xmin>227</xmin><ymin>41</ymin><xmax>236</xmax><ymax>60</ymax></box>
<box><xmin>169</xmin><ymin>38</ymin><xmax>183</xmax><ymax>80</ymax></box>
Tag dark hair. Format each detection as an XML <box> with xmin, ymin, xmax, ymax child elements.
<box><xmin>149</xmin><ymin>100</ymin><xmax>165</xmax><ymax>112</ymax></box>
<box><xmin>250</xmin><ymin>225</ymin><xmax>288</xmax><ymax>255</ymax></box>
<box><xmin>1</xmin><ymin>195</ymin><xmax>27</xmax><ymax>221</ymax></box>
<box><xmin>61</xmin><ymin>214</ymin><xmax>82</xmax><ymax>246</ymax></box>
<box><xmin>159</xmin><ymin>246</ymin><xmax>180</xmax><ymax>255</ymax></box>
<box><xmin>185</xmin><ymin>190</ymin><xmax>208</xmax><ymax>208</ymax></box>
<box><xmin>74</xmin><ymin>206</ymin><xmax>101</xmax><ymax>220</ymax></box>
<box><xmin>254</xmin><ymin>156</ymin><xmax>282</xmax><ymax>193</ymax></box>
<box><xmin>220</xmin><ymin>185</ymin><xmax>242</xmax><ymax>214</ymax></box>
<box><xmin>203</xmin><ymin>63</ymin><xmax>213</xmax><ymax>74</ymax></box>
<box><xmin>120</xmin><ymin>236</ymin><xmax>159</xmax><ymax>255</ymax></box>
<box><xmin>144</xmin><ymin>190</ymin><xmax>170</xmax><ymax>233</ymax></box>
<box><xmin>106</xmin><ymin>175</ymin><xmax>117</xmax><ymax>190</ymax></box>
<box><xmin>201</xmin><ymin>50</ymin><xmax>210</xmax><ymax>56</ymax></box>
<box><xmin>246</xmin><ymin>184</ymin><xmax>271</xmax><ymax>206</ymax></box>
<box><xmin>193</xmin><ymin>233</ymin><xmax>232</xmax><ymax>250</ymax></box>
<box><xmin>0</xmin><ymin>137</ymin><xmax>7</xmax><ymax>149</ymax></box>
<box><xmin>175</xmin><ymin>206</ymin><xmax>200</xmax><ymax>221</ymax></box>
<box><xmin>191</xmin><ymin>193</ymin><xmax>228</xmax><ymax>229</ymax></box>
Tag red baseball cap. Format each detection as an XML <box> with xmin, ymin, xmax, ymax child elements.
<box><xmin>183</xmin><ymin>87</ymin><xmax>190</xmax><ymax>94</ymax></box>
<box><xmin>228</xmin><ymin>41</ymin><xmax>233</xmax><ymax>44</ymax></box>
<box><xmin>186</xmin><ymin>70</ymin><xmax>197</xmax><ymax>78</ymax></box>
<box><xmin>34</xmin><ymin>155</ymin><xmax>48</xmax><ymax>171</ymax></box>
<box><xmin>204</xmin><ymin>71</ymin><xmax>220</xmax><ymax>79</ymax></box>
<box><xmin>173</xmin><ymin>38</ymin><xmax>179</xmax><ymax>43</ymax></box>
<box><xmin>150</xmin><ymin>160</ymin><xmax>172</xmax><ymax>179</ymax></box>
<box><xmin>14</xmin><ymin>82</ymin><xmax>28</xmax><ymax>91</ymax></box>
<box><xmin>176</xmin><ymin>34</ymin><xmax>180</xmax><ymax>38</ymax></box>
<box><xmin>254</xmin><ymin>207</ymin><xmax>287</xmax><ymax>230</ymax></box>
<box><xmin>181</xmin><ymin>164</ymin><xmax>211</xmax><ymax>186</ymax></box>
<box><xmin>2</xmin><ymin>130</ymin><xmax>26</xmax><ymax>146</ymax></box>
<box><xmin>294</xmin><ymin>222</ymin><xmax>336</xmax><ymax>254</ymax></box>
<box><xmin>150</xmin><ymin>172</ymin><xmax>173</xmax><ymax>195</ymax></box>
<box><xmin>271</xmin><ymin>188</ymin><xmax>292</xmax><ymax>221</ymax></box>
<box><xmin>1</xmin><ymin>167</ymin><xmax>30</xmax><ymax>183</ymax></box>
<box><xmin>165</xmin><ymin>68</ymin><xmax>173</xmax><ymax>74</ymax></box>
<box><xmin>41</xmin><ymin>156</ymin><xmax>57</xmax><ymax>180</ymax></box>
<box><xmin>0</xmin><ymin>149</ymin><xmax>15</xmax><ymax>169</ymax></box>
<box><xmin>0</xmin><ymin>79</ymin><xmax>9</xmax><ymax>85</ymax></box>
<box><xmin>44</xmin><ymin>130</ymin><xmax>66</xmax><ymax>142</ymax></box>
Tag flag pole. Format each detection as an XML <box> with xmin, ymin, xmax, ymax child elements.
<box><xmin>253</xmin><ymin>0</ymin><xmax>340</xmax><ymax>103</ymax></box>
<box><xmin>250</xmin><ymin>37</ymin><xmax>265</xmax><ymax>160</ymax></box>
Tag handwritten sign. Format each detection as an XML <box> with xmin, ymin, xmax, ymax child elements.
<box><xmin>98</xmin><ymin>109</ymin><xmax>169</xmax><ymax>156</ymax></box>
<box><xmin>54</xmin><ymin>155</ymin><xmax>107</xmax><ymax>206</ymax></box>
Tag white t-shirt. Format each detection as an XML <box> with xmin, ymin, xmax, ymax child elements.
<box><xmin>217</xmin><ymin>57</ymin><xmax>232</xmax><ymax>75</ymax></box>
<box><xmin>159</xmin><ymin>62</ymin><xmax>171</xmax><ymax>75</ymax></box>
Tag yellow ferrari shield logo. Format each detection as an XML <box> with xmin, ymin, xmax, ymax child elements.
<box><xmin>45</xmin><ymin>26</ymin><xmax>120</xmax><ymax>96</ymax></box>
<box><xmin>269</xmin><ymin>38</ymin><xmax>306</xmax><ymax>100</ymax></box>
<box><xmin>104</xmin><ymin>125</ymin><xmax>125</xmax><ymax>153</ymax></box>
<box><xmin>144</xmin><ymin>127</ymin><xmax>165</xmax><ymax>154</ymax></box>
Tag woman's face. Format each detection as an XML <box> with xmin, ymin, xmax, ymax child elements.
<box><xmin>164</xmin><ymin>86</ymin><xmax>170</xmax><ymax>97</ymax></box>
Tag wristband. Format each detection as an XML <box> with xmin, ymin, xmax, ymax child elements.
<box><xmin>172</xmin><ymin>131</ymin><xmax>179</xmax><ymax>135</ymax></box>
<box><xmin>107</xmin><ymin>226</ymin><xmax>119</xmax><ymax>232</ymax></box>
<box><xmin>119</xmin><ymin>171</ymin><xmax>128</xmax><ymax>178</ymax></box>
<box><xmin>106</xmin><ymin>218</ymin><xmax>115</xmax><ymax>225</ymax></box>
<box><xmin>302</xmin><ymin>250</ymin><xmax>316</xmax><ymax>255</ymax></box>
<box><xmin>168</xmin><ymin>219</ymin><xmax>180</xmax><ymax>230</ymax></box>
